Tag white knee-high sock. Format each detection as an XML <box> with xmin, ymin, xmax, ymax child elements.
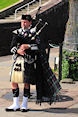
<box><xmin>21</xmin><ymin>96</ymin><xmax>28</xmax><ymax>109</ymax></box>
<box><xmin>7</xmin><ymin>97</ymin><xmax>20</xmax><ymax>110</ymax></box>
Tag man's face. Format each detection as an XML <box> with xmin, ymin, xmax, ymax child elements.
<box><xmin>21</xmin><ymin>20</ymin><xmax>32</xmax><ymax>29</ymax></box>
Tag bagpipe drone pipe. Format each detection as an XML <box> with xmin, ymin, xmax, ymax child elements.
<box><xmin>32</xmin><ymin>0</ymin><xmax>69</xmax><ymax>48</ymax></box>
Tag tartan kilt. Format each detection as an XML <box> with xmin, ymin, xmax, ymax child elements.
<box><xmin>10</xmin><ymin>56</ymin><xmax>36</xmax><ymax>84</ymax></box>
<box><xmin>24</xmin><ymin>61</ymin><xmax>36</xmax><ymax>84</ymax></box>
<box><xmin>10</xmin><ymin>56</ymin><xmax>24</xmax><ymax>83</ymax></box>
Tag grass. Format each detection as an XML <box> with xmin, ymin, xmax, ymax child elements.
<box><xmin>0</xmin><ymin>0</ymin><xmax>20</xmax><ymax>10</ymax></box>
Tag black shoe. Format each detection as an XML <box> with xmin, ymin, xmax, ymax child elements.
<box><xmin>5</xmin><ymin>108</ymin><xmax>20</xmax><ymax>112</ymax></box>
<box><xmin>21</xmin><ymin>109</ymin><xmax>29</xmax><ymax>112</ymax></box>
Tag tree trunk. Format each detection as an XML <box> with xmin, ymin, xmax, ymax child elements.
<box><xmin>64</xmin><ymin>0</ymin><xmax>78</xmax><ymax>51</ymax></box>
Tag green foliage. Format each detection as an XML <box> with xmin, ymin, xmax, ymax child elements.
<box><xmin>0</xmin><ymin>0</ymin><xmax>20</xmax><ymax>10</ymax></box>
<box><xmin>62</xmin><ymin>58</ymin><xmax>69</xmax><ymax>79</ymax></box>
<box><xmin>62</xmin><ymin>50</ymin><xmax>78</xmax><ymax>80</ymax></box>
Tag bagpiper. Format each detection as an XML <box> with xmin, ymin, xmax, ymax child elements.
<box><xmin>5</xmin><ymin>14</ymin><xmax>61</xmax><ymax>112</ymax></box>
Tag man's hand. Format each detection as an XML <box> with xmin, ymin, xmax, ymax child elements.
<box><xmin>17</xmin><ymin>44</ymin><xmax>30</xmax><ymax>55</ymax></box>
<box><xmin>20</xmin><ymin>44</ymin><xmax>30</xmax><ymax>50</ymax></box>
<box><xmin>17</xmin><ymin>48</ymin><xmax>25</xmax><ymax>55</ymax></box>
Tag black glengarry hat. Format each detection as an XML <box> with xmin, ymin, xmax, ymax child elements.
<box><xmin>21</xmin><ymin>14</ymin><xmax>32</xmax><ymax>21</ymax></box>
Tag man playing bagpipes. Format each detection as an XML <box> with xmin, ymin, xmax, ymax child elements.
<box><xmin>5</xmin><ymin>14</ymin><xmax>61</xmax><ymax>112</ymax></box>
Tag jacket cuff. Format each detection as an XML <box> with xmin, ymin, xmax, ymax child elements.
<box><xmin>11</xmin><ymin>46</ymin><xmax>17</xmax><ymax>54</ymax></box>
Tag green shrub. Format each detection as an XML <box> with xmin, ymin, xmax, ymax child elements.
<box><xmin>62</xmin><ymin>50</ymin><xmax>78</xmax><ymax>80</ymax></box>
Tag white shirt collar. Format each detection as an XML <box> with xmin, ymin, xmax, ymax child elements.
<box><xmin>22</xmin><ymin>25</ymin><xmax>32</xmax><ymax>32</ymax></box>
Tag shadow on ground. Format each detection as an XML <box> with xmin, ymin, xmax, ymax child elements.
<box><xmin>29</xmin><ymin>108</ymin><xmax>78</xmax><ymax>114</ymax></box>
<box><xmin>3</xmin><ymin>90</ymin><xmax>73</xmax><ymax>103</ymax></box>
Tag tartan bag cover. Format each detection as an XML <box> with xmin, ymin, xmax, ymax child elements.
<box><xmin>38</xmin><ymin>48</ymin><xmax>61</xmax><ymax>98</ymax></box>
<box><xmin>11</xmin><ymin>56</ymin><xmax>25</xmax><ymax>83</ymax></box>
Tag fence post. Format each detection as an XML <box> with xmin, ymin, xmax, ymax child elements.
<box><xmin>59</xmin><ymin>43</ymin><xmax>63</xmax><ymax>81</ymax></box>
<box><xmin>39</xmin><ymin>0</ymin><xmax>41</xmax><ymax>6</ymax></box>
<box><xmin>27</xmin><ymin>4</ymin><xmax>29</xmax><ymax>14</ymax></box>
<box><xmin>15</xmin><ymin>10</ymin><xmax>17</xmax><ymax>20</ymax></box>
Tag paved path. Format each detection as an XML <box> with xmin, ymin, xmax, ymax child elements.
<box><xmin>0</xmin><ymin>48</ymin><xmax>78</xmax><ymax>117</ymax></box>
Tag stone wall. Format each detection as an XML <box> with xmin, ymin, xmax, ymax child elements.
<box><xmin>64</xmin><ymin>0</ymin><xmax>78</xmax><ymax>51</ymax></box>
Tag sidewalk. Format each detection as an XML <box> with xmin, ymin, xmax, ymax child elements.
<box><xmin>0</xmin><ymin>49</ymin><xmax>78</xmax><ymax>117</ymax></box>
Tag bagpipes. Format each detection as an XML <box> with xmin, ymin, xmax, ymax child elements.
<box><xmin>28</xmin><ymin>7</ymin><xmax>48</xmax><ymax>50</ymax></box>
<box><xmin>31</xmin><ymin>7</ymin><xmax>61</xmax><ymax>99</ymax></box>
<box><xmin>11</xmin><ymin>7</ymin><xmax>48</xmax><ymax>83</ymax></box>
